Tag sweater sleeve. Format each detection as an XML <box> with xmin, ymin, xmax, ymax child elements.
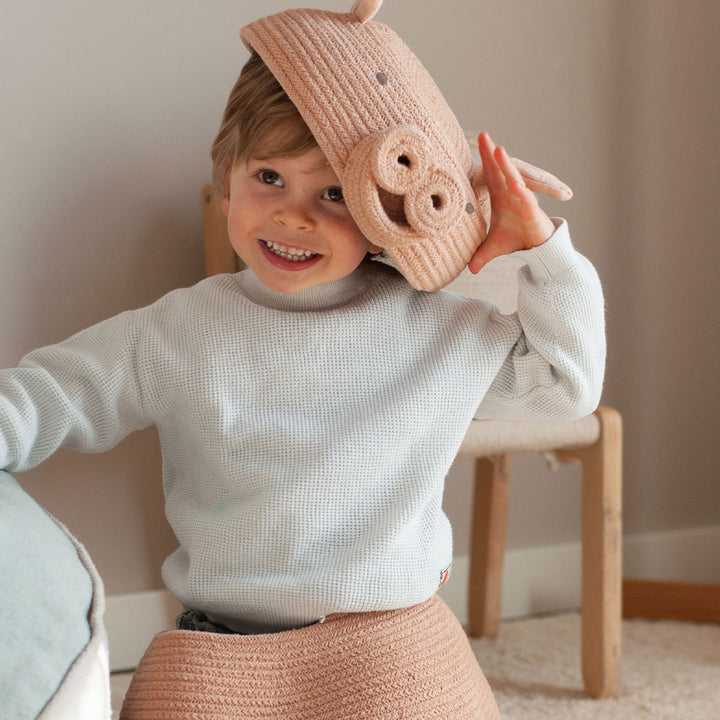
<box><xmin>474</xmin><ymin>220</ymin><xmax>606</xmax><ymax>422</ymax></box>
<box><xmin>0</xmin><ymin>309</ymin><xmax>151</xmax><ymax>472</ymax></box>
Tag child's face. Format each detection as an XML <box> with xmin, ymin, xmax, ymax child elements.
<box><xmin>222</xmin><ymin>146</ymin><xmax>381</xmax><ymax>293</ymax></box>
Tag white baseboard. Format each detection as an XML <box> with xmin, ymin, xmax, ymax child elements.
<box><xmin>106</xmin><ymin>523</ymin><xmax>720</xmax><ymax>672</ymax></box>
<box><xmin>105</xmin><ymin>590</ymin><xmax>181</xmax><ymax>671</ymax></box>
<box><xmin>439</xmin><ymin>540</ymin><xmax>584</xmax><ymax>628</ymax></box>
<box><xmin>622</xmin><ymin>523</ymin><xmax>720</xmax><ymax>584</ymax></box>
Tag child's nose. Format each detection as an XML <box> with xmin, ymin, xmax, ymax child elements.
<box><xmin>272</xmin><ymin>201</ymin><xmax>316</xmax><ymax>231</ymax></box>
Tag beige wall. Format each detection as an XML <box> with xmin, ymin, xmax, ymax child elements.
<box><xmin>2</xmin><ymin>0</ymin><xmax>718</xmax><ymax>595</ymax></box>
<box><xmin>604</xmin><ymin>2</ymin><xmax>720</xmax><ymax>536</ymax></box>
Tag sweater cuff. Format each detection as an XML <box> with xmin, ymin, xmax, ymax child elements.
<box><xmin>511</xmin><ymin>218</ymin><xmax>577</xmax><ymax>281</ymax></box>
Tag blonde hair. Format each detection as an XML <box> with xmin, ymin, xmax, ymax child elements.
<box><xmin>210</xmin><ymin>52</ymin><xmax>317</xmax><ymax>195</ymax></box>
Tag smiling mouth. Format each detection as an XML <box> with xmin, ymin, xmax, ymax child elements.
<box><xmin>262</xmin><ymin>240</ymin><xmax>319</xmax><ymax>262</ymax></box>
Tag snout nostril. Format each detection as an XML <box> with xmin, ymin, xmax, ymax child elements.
<box><xmin>397</xmin><ymin>155</ymin><xmax>411</xmax><ymax>167</ymax></box>
<box><xmin>431</xmin><ymin>194</ymin><xmax>443</xmax><ymax>210</ymax></box>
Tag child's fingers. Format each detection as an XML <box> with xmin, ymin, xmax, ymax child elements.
<box><xmin>468</xmin><ymin>238</ymin><xmax>501</xmax><ymax>274</ymax></box>
<box><xmin>494</xmin><ymin>145</ymin><xmax>526</xmax><ymax>192</ymax></box>
<box><xmin>477</xmin><ymin>132</ymin><xmax>506</xmax><ymax>194</ymax></box>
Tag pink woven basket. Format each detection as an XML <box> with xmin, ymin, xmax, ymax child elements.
<box><xmin>119</xmin><ymin>594</ymin><xmax>499</xmax><ymax>720</ymax></box>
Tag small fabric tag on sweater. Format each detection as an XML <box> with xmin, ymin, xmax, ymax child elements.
<box><xmin>439</xmin><ymin>563</ymin><xmax>452</xmax><ymax>590</ymax></box>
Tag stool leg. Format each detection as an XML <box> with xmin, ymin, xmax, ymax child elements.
<box><xmin>560</xmin><ymin>406</ymin><xmax>622</xmax><ymax>698</ymax></box>
<box><xmin>467</xmin><ymin>454</ymin><xmax>511</xmax><ymax>637</ymax></box>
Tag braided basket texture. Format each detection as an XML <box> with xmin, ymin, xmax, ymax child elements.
<box><xmin>119</xmin><ymin>595</ymin><xmax>500</xmax><ymax>720</ymax></box>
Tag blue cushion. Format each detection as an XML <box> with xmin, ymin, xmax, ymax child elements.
<box><xmin>0</xmin><ymin>472</ymin><xmax>93</xmax><ymax>720</ymax></box>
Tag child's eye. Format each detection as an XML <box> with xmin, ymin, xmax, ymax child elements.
<box><xmin>257</xmin><ymin>170</ymin><xmax>283</xmax><ymax>186</ymax></box>
<box><xmin>322</xmin><ymin>186</ymin><xmax>345</xmax><ymax>203</ymax></box>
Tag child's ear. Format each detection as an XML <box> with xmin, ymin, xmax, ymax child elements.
<box><xmin>368</xmin><ymin>242</ymin><xmax>383</xmax><ymax>255</ymax></box>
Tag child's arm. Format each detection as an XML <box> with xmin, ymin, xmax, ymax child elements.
<box><xmin>0</xmin><ymin>311</ymin><xmax>151</xmax><ymax>472</ymax></box>
<box><xmin>468</xmin><ymin>133</ymin><xmax>605</xmax><ymax>422</ymax></box>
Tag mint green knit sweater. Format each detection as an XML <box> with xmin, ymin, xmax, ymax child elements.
<box><xmin>0</xmin><ymin>221</ymin><xmax>604</xmax><ymax>633</ymax></box>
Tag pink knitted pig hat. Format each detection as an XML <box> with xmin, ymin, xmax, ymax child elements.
<box><xmin>241</xmin><ymin>0</ymin><xmax>571</xmax><ymax>291</ymax></box>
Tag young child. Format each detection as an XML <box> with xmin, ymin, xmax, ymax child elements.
<box><xmin>1</xmin><ymin>2</ymin><xmax>605</xmax><ymax>718</ymax></box>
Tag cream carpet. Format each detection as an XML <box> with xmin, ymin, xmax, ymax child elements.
<box><xmin>110</xmin><ymin>613</ymin><xmax>720</xmax><ymax>719</ymax></box>
<box><xmin>470</xmin><ymin>613</ymin><xmax>720</xmax><ymax>719</ymax></box>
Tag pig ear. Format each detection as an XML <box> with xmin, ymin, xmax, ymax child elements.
<box><xmin>351</xmin><ymin>0</ymin><xmax>383</xmax><ymax>23</ymax></box>
<box><xmin>511</xmin><ymin>158</ymin><xmax>573</xmax><ymax>201</ymax></box>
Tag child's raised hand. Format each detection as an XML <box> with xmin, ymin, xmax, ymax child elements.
<box><xmin>468</xmin><ymin>132</ymin><xmax>556</xmax><ymax>274</ymax></box>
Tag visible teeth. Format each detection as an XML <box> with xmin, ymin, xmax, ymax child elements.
<box><xmin>264</xmin><ymin>241</ymin><xmax>318</xmax><ymax>261</ymax></box>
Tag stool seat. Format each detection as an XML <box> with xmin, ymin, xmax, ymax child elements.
<box><xmin>458</xmin><ymin>413</ymin><xmax>600</xmax><ymax>457</ymax></box>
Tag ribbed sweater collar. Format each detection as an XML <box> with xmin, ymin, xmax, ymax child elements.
<box><xmin>235</xmin><ymin>263</ymin><xmax>383</xmax><ymax>312</ymax></box>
